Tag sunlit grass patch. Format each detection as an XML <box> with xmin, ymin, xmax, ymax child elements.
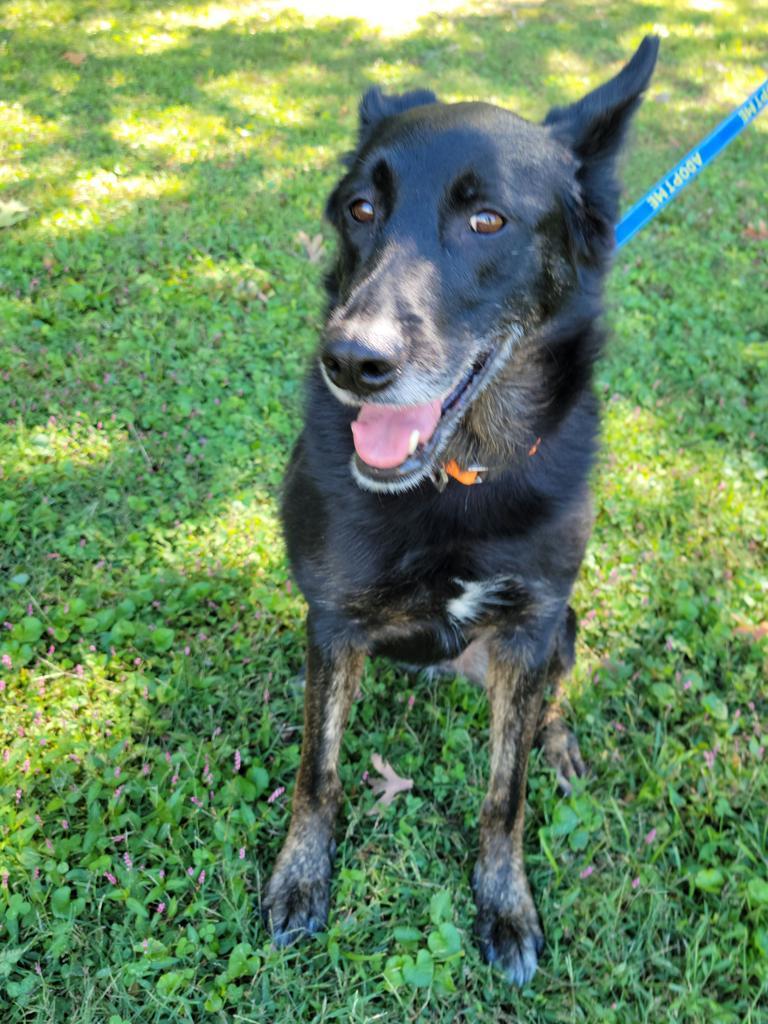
<box><xmin>110</xmin><ymin>107</ymin><xmax>233</xmax><ymax>161</ymax></box>
<box><xmin>3</xmin><ymin>415</ymin><xmax>116</xmax><ymax>471</ymax></box>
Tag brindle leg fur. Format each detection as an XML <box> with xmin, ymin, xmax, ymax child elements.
<box><xmin>444</xmin><ymin>608</ymin><xmax>587</xmax><ymax>795</ymax></box>
<box><xmin>535</xmin><ymin>607</ymin><xmax>586</xmax><ymax>795</ymax></box>
<box><xmin>262</xmin><ymin>627</ymin><xmax>364</xmax><ymax>946</ymax></box>
<box><xmin>472</xmin><ymin>635</ymin><xmax>546</xmax><ymax>986</ymax></box>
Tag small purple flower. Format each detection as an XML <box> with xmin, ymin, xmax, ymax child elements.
<box><xmin>123</xmin><ymin>852</ymin><xmax>132</xmax><ymax>870</ymax></box>
<box><xmin>267</xmin><ymin>786</ymin><xmax>285</xmax><ymax>804</ymax></box>
<box><xmin>238</xmin><ymin>847</ymin><xmax>246</xmax><ymax>860</ymax></box>
<box><xmin>234</xmin><ymin>749</ymin><xmax>241</xmax><ymax>773</ymax></box>
<box><xmin>631</xmin><ymin>877</ymin><xmax>640</xmax><ymax>889</ymax></box>
<box><xmin>104</xmin><ymin>871</ymin><xmax>117</xmax><ymax>885</ymax></box>
<box><xmin>644</xmin><ymin>828</ymin><xmax>657</xmax><ymax>845</ymax></box>
<box><xmin>156</xmin><ymin>901</ymin><xmax>166</xmax><ymax>914</ymax></box>
<box><xmin>579</xmin><ymin>865</ymin><xmax>594</xmax><ymax>880</ymax></box>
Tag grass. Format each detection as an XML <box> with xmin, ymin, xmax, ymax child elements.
<box><xmin>0</xmin><ymin>0</ymin><xmax>766</xmax><ymax>1020</ymax></box>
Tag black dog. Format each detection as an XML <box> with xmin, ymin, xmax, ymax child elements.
<box><xmin>264</xmin><ymin>36</ymin><xmax>659</xmax><ymax>985</ymax></box>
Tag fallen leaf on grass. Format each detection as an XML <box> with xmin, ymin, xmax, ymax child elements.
<box><xmin>742</xmin><ymin>219</ymin><xmax>768</xmax><ymax>241</ymax></box>
<box><xmin>296</xmin><ymin>230</ymin><xmax>325</xmax><ymax>263</ymax></box>
<box><xmin>62</xmin><ymin>51</ymin><xmax>87</xmax><ymax>66</ymax></box>
<box><xmin>367</xmin><ymin>753</ymin><xmax>413</xmax><ymax>814</ymax></box>
<box><xmin>734</xmin><ymin>620</ymin><xmax>768</xmax><ymax>642</ymax></box>
<box><xmin>0</xmin><ymin>200</ymin><xmax>30</xmax><ymax>229</ymax></box>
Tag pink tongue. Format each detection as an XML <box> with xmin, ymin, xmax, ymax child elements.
<box><xmin>351</xmin><ymin>399</ymin><xmax>442</xmax><ymax>469</ymax></box>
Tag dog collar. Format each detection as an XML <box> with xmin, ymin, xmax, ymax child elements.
<box><xmin>436</xmin><ymin>437</ymin><xmax>542</xmax><ymax>490</ymax></box>
<box><xmin>444</xmin><ymin>459</ymin><xmax>484</xmax><ymax>485</ymax></box>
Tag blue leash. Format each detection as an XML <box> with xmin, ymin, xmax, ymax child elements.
<box><xmin>616</xmin><ymin>79</ymin><xmax>768</xmax><ymax>249</ymax></box>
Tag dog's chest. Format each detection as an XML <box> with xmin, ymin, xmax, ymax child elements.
<box><xmin>444</xmin><ymin>577</ymin><xmax>515</xmax><ymax>624</ymax></box>
<box><xmin>348</xmin><ymin>561</ymin><xmax>528</xmax><ymax>630</ymax></box>
<box><xmin>347</xmin><ymin>564</ymin><xmax>531</xmax><ymax>664</ymax></box>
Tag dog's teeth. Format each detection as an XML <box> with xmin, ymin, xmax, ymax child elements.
<box><xmin>408</xmin><ymin>429</ymin><xmax>420</xmax><ymax>455</ymax></box>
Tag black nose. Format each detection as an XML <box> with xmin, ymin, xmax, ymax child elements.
<box><xmin>321</xmin><ymin>339</ymin><xmax>398</xmax><ymax>395</ymax></box>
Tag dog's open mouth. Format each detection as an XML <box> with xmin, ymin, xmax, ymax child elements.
<box><xmin>350</xmin><ymin>340</ymin><xmax>509</xmax><ymax>490</ymax></box>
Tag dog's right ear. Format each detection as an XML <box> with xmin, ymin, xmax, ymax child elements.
<box><xmin>356</xmin><ymin>86</ymin><xmax>438</xmax><ymax>149</ymax></box>
<box><xmin>545</xmin><ymin>36</ymin><xmax>659</xmax><ymax>264</ymax></box>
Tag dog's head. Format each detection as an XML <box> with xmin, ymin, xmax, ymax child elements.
<box><xmin>320</xmin><ymin>37</ymin><xmax>659</xmax><ymax>493</ymax></box>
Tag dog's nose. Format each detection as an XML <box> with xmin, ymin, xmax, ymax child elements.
<box><xmin>321</xmin><ymin>339</ymin><xmax>398</xmax><ymax>395</ymax></box>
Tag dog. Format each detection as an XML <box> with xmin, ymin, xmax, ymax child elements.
<box><xmin>263</xmin><ymin>36</ymin><xmax>659</xmax><ymax>985</ymax></box>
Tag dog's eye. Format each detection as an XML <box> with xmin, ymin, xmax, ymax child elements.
<box><xmin>349</xmin><ymin>198</ymin><xmax>375</xmax><ymax>223</ymax></box>
<box><xmin>469</xmin><ymin>210</ymin><xmax>505</xmax><ymax>234</ymax></box>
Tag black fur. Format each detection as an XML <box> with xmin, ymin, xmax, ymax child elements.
<box><xmin>267</xmin><ymin>36</ymin><xmax>659</xmax><ymax>985</ymax></box>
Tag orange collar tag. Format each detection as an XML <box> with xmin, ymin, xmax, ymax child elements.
<box><xmin>443</xmin><ymin>436</ymin><xmax>541</xmax><ymax>486</ymax></box>
<box><xmin>443</xmin><ymin>459</ymin><xmax>481</xmax><ymax>485</ymax></box>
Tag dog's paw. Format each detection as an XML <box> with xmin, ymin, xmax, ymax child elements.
<box><xmin>472</xmin><ymin>860</ymin><xmax>544</xmax><ymax>986</ymax></box>
<box><xmin>262</xmin><ymin>835</ymin><xmax>335</xmax><ymax>948</ymax></box>
<box><xmin>539</xmin><ymin>716</ymin><xmax>587</xmax><ymax>795</ymax></box>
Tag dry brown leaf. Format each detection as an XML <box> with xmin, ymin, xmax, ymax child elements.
<box><xmin>366</xmin><ymin>753</ymin><xmax>413</xmax><ymax>814</ymax></box>
<box><xmin>734</xmin><ymin>621</ymin><xmax>768</xmax><ymax>642</ymax></box>
<box><xmin>62</xmin><ymin>51</ymin><xmax>87</xmax><ymax>66</ymax></box>
<box><xmin>742</xmin><ymin>219</ymin><xmax>768</xmax><ymax>241</ymax></box>
<box><xmin>296</xmin><ymin>230</ymin><xmax>325</xmax><ymax>264</ymax></box>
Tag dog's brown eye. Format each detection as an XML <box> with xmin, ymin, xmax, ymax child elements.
<box><xmin>469</xmin><ymin>210</ymin><xmax>505</xmax><ymax>234</ymax></box>
<box><xmin>350</xmin><ymin>198</ymin><xmax>375</xmax><ymax>223</ymax></box>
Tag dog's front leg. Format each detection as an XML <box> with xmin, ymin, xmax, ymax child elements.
<box><xmin>263</xmin><ymin>626</ymin><xmax>364</xmax><ymax>946</ymax></box>
<box><xmin>472</xmin><ymin>636</ymin><xmax>547</xmax><ymax>986</ymax></box>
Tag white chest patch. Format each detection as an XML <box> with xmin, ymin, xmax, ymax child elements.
<box><xmin>447</xmin><ymin>578</ymin><xmax>509</xmax><ymax>624</ymax></box>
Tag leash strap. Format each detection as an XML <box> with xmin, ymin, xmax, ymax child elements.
<box><xmin>616</xmin><ymin>79</ymin><xmax>768</xmax><ymax>249</ymax></box>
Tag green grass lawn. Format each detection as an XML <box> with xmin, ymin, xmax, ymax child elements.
<box><xmin>1</xmin><ymin>0</ymin><xmax>766</xmax><ymax>1020</ymax></box>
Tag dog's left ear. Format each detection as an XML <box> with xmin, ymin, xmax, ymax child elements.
<box><xmin>357</xmin><ymin>86</ymin><xmax>438</xmax><ymax>148</ymax></box>
<box><xmin>544</xmin><ymin>35</ymin><xmax>659</xmax><ymax>263</ymax></box>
